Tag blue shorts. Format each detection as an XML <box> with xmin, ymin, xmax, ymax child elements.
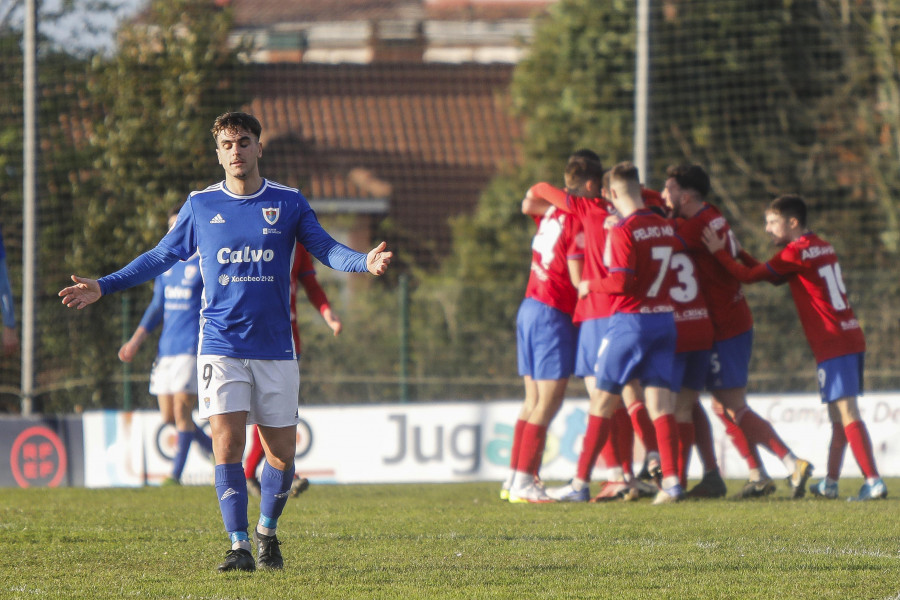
<box><xmin>672</xmin><ymin>349</ymin><xmax>712</xmax><ymax>393</ymax></box>
<box><xmin>596</xmin><ymin>312</ymin><xmax>677</xmax><ymax>394</ymax></box>
<box><xmin>575</xmin><ymin>317</ymin><xmax>609</xmax><ymax>377</ymax></box>
<box><xmin>817</xmin><ymin>352</ymin><xmax>865</xmax><ymax>403</ymax></box>
<box><xmin>706</xmin><ymin>329</ymin><xmax>753</xmax><ymax>390</ymax></box>
<box><xmin>516</xmin><ymin>298</ymin><xmax>578</xmax><ymax>380</ymax></box>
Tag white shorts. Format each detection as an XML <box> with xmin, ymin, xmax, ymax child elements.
<box><xmin>149</xmin><ymin>354</ymin><xmax>198</xmax><ymax>396</ymax></box>
<box><xmin>197</xmin><ymin>355</ymin><xmax>300</xmax><ymax>427</ymax></box>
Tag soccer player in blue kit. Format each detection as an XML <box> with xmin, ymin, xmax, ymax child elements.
<box><xmin>0</xmin><ymin>224</ymin><xmax>18</xmax><ymax>356</ymax></box>
<box><xmin>118</xmin><ymin>207</ymin><xmax>214</xmax><ymax>486</ymax></box>
<box><xmin>59</xmin><ymin>112</ymin><xmax>393</xmax><ymax>573</ymax></box>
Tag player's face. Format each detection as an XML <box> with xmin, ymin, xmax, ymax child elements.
<box><xmin>215</xmin><ymin>127</ymin><xmax>262</xmax><ymax>180</ymax></box>
<box><xmin>765</xmin><ymin>211</ymin><xmax>791</xmax><ymax>246</ymax></box>
<box><xmin>662</xmin><ymin>178</ymin><xmax>682</xmax><ymax>218</ymax></box>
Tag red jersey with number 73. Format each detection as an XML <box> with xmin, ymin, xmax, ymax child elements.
<box><xmin>765</xmin><ymin>232</ymin><xmax>865</xmax><ymax>363</ymax></box>
<box><xmin>605</xmin><ymin>209</ymin><xmax>683</xmax><ymax>314</ymax></box>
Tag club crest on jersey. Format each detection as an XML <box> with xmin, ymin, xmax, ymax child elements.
<box><xmin>262</xmin><ymin>207</ymin><xmax>280</xmax><ymax>225</ymax></box>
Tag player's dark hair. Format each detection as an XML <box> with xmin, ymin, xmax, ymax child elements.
<box><xmin>665</xmin><ymin>164</ymin><xmax>710</xmax><ymax>198</ymax></box>
<box><xmin>609</xmin><ymin>161</ymin><xmax>640</xmax><ymax>185</ymax></box>
<box><xmin>565</xmin><ymin>154</ymin><xmax>604</xmax><ymax>186</ymax></box>
<box><xmin>168</xmin><ymin>203</ymin><xmax>183</xmax><ymax>219</ymax></box>
<box><xmin>211</xmin><ymin>112</ymin><xmax>262</xmax><ymax>142</ymax></box>
<box><xmin>769</xmin><ymin>194</ymin><xmax>807</xmax><ymax>227</ymax></box>
<box><xmin>570</xmin><ymin>148</ymin><xmax>601</xmax><ymax>163</ymax></box>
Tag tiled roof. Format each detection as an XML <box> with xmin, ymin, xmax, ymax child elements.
<box><xmin>222</xmin><ymin>0</ymin><xmax>423</xmax><ymax>28</ymax></box>
<box><xmin>244</xmin><ymin>62</ymin><xmax>522</xmax><ymax>264</ymax></box>
<box><xmin>221</xmin><ymin>0</ymin><xmax>552</xmax><ymax>28</ymax></box>
<box><xmin>426</xmin><ymin>1</ymin><xmax>553</xmax><ymax>20</ymax></box>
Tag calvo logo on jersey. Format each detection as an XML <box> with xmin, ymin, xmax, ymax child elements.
<box><xmin>262</xmin><ymin>207</ymin><xmax>280</xmax><ymax>225</ymax></box>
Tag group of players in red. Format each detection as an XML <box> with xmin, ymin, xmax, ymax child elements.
<box><xmin>503</xmin><ymin>153</ymin><xmax>887</xmax><ymax>504</ymax></box>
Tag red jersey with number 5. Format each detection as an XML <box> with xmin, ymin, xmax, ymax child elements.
<box><xmin>605</xmin><ymin>209</ymin><xmax>682</xmax><ymax>314</ymax></box>
<box><xmin>765</xmin><ymin>232</ymin><xmax>865</xmax><ymax>362</ymax></box>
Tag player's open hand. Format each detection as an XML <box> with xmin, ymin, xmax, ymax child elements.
<box><xmin>366</xmin><ymin>241</ymin><xmax>392</xmax><ymax>276</ymax></box>
<box><xmin>58</xmin><ymin>275</ymin><xmax>101</xmax><ymax>309</ymax></box>
<box><xmin>701</xmin><ymin>226</ymin><xmax>726</xmax><ymax>254</ymax></box>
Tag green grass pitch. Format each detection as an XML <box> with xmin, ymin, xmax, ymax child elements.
<box><xmin>0</xmin><ymin>479</ymin><xmax>898</xmax><ymax>599</ymax></box>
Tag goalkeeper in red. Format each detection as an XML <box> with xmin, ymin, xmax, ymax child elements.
<box><xmin>703</xmin><ymin>194</ymin><xmax>885</xmax><ymax>501</ymax></box>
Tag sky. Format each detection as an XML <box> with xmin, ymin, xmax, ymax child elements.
<box><xmin>2</xmin><ymin>0</ymin><xmax>147</xmax><ymax>55</ymax></box>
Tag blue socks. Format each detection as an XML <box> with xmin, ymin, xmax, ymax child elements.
<box><xmin>215</xmin><ymin>463</ymin><xmax>249</xmax><ymax>549</ymax></box>
<box><xmin>192</xmin><ymin>424</ymin><xmax>213</xmax><ymax>454</ymax></box>
<box><xmin>257</xmin><ymin>461</ymin><xmax>295</xmax><ymax>535</ymax></box>
<box><xmin>171</xmin><ymin>431</ymin><xmax>193</xmax><ymax>481</ymax></box>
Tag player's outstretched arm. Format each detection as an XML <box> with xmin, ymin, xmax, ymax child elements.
<box><xmin>701</xmin><ymin>226</ymin><xmax>728</xmax><ymax>254</ymax></box>
<box><xmin>366</xmin><ymin>241</ymin><xmax>392</xmax><ymax>276</ymax></box>
<box><xmin>701</xmin><ymin>227</ymin><xmax>776</xmax><ymax>284</ymax></box>
<box><xmin>58</xmin><ymin>275</ymin><xmax>101</xmax><ymax>309</ymax></box>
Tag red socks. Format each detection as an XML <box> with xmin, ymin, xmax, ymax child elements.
<box><xmin>628</xmin><ymin>402</ymin><xmax>658</xmax><ymax>453</ymax></box>
<box><xmin>576</xmin><ymin>415</ymin><xmax>611</xmax><ymax>482</ymax></box>
<box><xmin>691</xmin><ymin>402</ymin><xmax>717</xmax><ymax>472</ymax></box>
<box><xmin>826</xmin><ymin>421</ymin><xmax>847</xmax><ymax>480</ymax></box>
<box><xmin>652</xmin><ymin>414</ymin><xmax>679</xmax><ymax>481</ymax></box>
<box><xmin>613</xmin><ymin>407</ymin><xmax>634</xmax><ymax>476</ymax></box>
<box><xmin>734</xmin><ymin>406</ymin><xmax>790</xmax><ymax>460</ymax></box>
<box><xmin>244</xmin><ymin>426</ymin><xmax>265</xmax><ymax>480</ymax></box>
<box><xmin>677</xmin><ymin>421</ymin><xmax>695</xmax><ymax>488</ymax></box>
<box><xmin>715</xmin><ymin>405</ymin><xmax>762</xmax><ymax>469</ymax></box>
<box><xmin>516</xmin><ymin>423</ymin><xmax>548</xmax><ymax>476</ymax></box>
<box><xmin>844</xmin><ymin>420</ymin><xmax>879</xmax><ymax>479</ymax></box>
<box><xmin>508</xmin><ymin>419</ymin><xmax>527</xmax><ymax>470</ymax></box>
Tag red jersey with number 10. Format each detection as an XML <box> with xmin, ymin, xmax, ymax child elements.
<box><xmin>765</xmin><ymin>232</ymin><xmax>865</xmax><ymax>363</ymax></box>
<box><xmin>525</xmin><ymin>207</ymin><xmax>584</xmax><ymax>316</ymax></box>
<box><xmin>605</xmin><ymin>209</ymin><xmax>682</xmax><ymax>315</ymax></box>
<box><xmin>676</xmin><ymin>203</ymin><xmax>754</xmax><ymax>341</ymax></box>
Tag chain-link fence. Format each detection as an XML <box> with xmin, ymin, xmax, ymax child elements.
<box><xmin>1</xmin><ymin>0</ymin><xmax>898</xmax><ymax>413</ymax></box>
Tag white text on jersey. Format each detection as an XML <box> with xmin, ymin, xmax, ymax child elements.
<box><xmin>217</xmin><ymin>247</ymin><xmax>276</xmax><ymax>264</ymax></box>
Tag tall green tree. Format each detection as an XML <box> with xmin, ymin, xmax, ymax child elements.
<box><xmin>65</xmin><ymin>0</ymin><xmax>247</xmax><ymax>407</ymax></box>
<box><xmin>422</xmin><ymin>0</ymin><xmax>900</xmax><ymax>396</ymax></box>
<box><xmin>401</xmin><ymin>1</ymin><xmax>640</xmax><ymax>400</ymax></box>
<box><xmin>0</xmin><ymin>24</ymin><xmax>100</xmax><ymax>410</ymax></box>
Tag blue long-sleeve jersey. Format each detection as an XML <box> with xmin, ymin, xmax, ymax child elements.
<box><xmin>99</xmin><ymin>179</ymin><xmax>368</xmax><ymax>359</ymax></box>
<box><xmin>0</xmin><ymin>229</ymin><xmax>14</xmax><ymax>328</ymax></box>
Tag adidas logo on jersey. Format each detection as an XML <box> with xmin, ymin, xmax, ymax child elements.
<box><xmin>210</xmin><ymin>214</ymin><xmax>226</xmax><ymax>224</ymax></box>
